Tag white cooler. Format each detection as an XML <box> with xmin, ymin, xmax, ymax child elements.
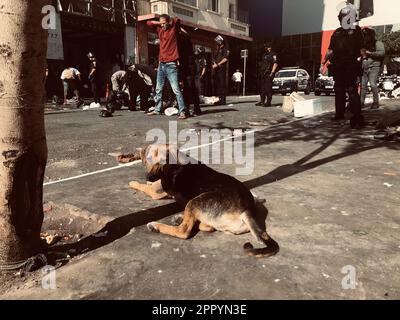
<box><xmin>294</xmin><ymin>98</ymin><xmax>323</xmax><ymax>118</ymax></box>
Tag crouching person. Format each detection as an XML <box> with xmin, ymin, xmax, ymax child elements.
<box><xmin>106</xmin><ymin>70</ymin><xmax>130</xmax><ymax>113</ymax></box>
<box><xmin>61</xmin><ymin>67</ymin><xmax>82</xmax><ymax>106</ymax></box>
<box><xmin>126</xmin><ymin>64</ymin><xmax>157</xmax><ymax>113</ymax></box>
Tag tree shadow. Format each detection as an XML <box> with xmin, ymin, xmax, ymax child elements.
<box><xmin>46</xmin><ymin>110</ymin><xmax>399</xmax><ymax>266</ymax></box>
<box><xmin>46</xmin><ymin>200</ymin><xmax>270</xmax><ymax>265</ymax></box>
<box><xmin>47</xmin><ymin>202</ymin><xmax>183</xmax><ymax>263</ymax></box>
<box><xmin>200</xmin><ymin>108</ymin><xmax>238</xmax><ymax>115</ymax></box>
<box><xmin>245</xmin><ymin>111</ymin><xmax>399</xmax><ymax>189</ymax></box>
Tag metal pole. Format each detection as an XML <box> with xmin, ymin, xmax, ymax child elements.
<box><xmin>243</xmin><ymin>54</ymin><xmax>247</xmax><ymax>96</ymax></box>
<box><xmin>86</xmin><ymin>0</ymin><xmax>93</xmax><ymax>16</ymax></box>
<box><xmin>123</xmin><ymin>0</ymin><xmax>127</xmax><ymax>25</ymax></box>
<box><xmin>111</xmin><ymin>0</ymin><xmax>115</xmax><ymax>22</ymax></box>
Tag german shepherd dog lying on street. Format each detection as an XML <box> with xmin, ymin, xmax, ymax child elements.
<box><xmin>128</xmin><ymin>144</ymin><xmax>279</xmax><ymax>258</ymax></box>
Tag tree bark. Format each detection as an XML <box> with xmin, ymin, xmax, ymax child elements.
<box><xmin>0</xmin><ymin>0</ymin><xmax>49</xmax><ymax>265</ymax></box>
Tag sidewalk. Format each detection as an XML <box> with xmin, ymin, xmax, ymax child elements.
<box><xmin>2</xmin><ymin>98</ymin><xmax>400</xmax><ymax>299</ymax></box>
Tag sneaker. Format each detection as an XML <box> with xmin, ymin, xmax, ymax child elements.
<box><xmin>147</xmin><ymin>111</ymin><xmax>161</xmax><ymax>116</ymax></box>
<box><xmin>255</xmin><ymin>102</ymin><xmax>264</xmax><ymax>106</ymax></box>
<box><xmin>178</xmin><ymin>113</ymin><xmax>187</xmax><ymax>120</ymax></box>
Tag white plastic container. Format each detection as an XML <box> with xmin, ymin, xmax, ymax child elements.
<box><xmin>294</xmin><ymin>99</ymin><xmax>323</xmax><ymax>118</ymax></box>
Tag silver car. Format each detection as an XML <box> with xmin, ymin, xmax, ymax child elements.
<box><xmin>272</xmin><ymin>67</ymin><xmax>311</xmax><ymax>95</ymax></box>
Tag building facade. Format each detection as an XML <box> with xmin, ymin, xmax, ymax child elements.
<box><xmin>136</xmin><ymin>0</ymin><xmax>252</xmax><ymax>95</ymax></box>
<box><xmin>46</xmin><ymin>0</ymin><xmax>252</xmax><ymax>97</ymax></box>
<box><xmin>47</xmin><ymin>0</ymin><xmax>139</xmax><ymax>99</ymax></box>
<box><xmin>252</xmin><ymin>0</ymin><xmax>400</xmax><ymax>83</ymax></box>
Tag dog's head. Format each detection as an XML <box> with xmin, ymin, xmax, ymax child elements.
<box><xmin>137</xmin><ymin>144</ymin><xmax>188</xmax><ymax>182</ymax></box>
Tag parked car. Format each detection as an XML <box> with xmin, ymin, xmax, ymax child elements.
<box><xmin>272</xmin><ymin>67</ymin><xmax>311</xmax><ymax>95</ymax></box>
<box><xmin>315</xmin><ymin>74</ymin><xmax>335</xmax><ymax>96</ymax></box>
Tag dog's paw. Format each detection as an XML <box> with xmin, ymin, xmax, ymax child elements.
<box><xmin>129</xmin><ymin>181</ymin><xmax>140</xmax><ymax>189</ymax></box>
<box><xmin>147</xmin><ymin>222</ymin><xmax>160</xmax><ymax>233</ymax></box>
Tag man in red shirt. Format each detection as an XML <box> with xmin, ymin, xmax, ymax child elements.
<box><xmin>146</xmin><ymin>14</ymin><xmax>187</xmax><ymax>119</ymax></box>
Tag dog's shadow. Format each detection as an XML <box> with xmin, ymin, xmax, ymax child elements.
<box><xmin>46</xmin><ymin>202</ymin><xmax>183</xmax><ymax>263</ymax></box>
<box><xmin>46</xmin><ymin>200</ymin><xmax>270</xmax><ymax>264</ymax></box>
<box><xmin>254</xmin><ymin>202</ymin><xmax>269</xmax><ymax>231</ymax></box>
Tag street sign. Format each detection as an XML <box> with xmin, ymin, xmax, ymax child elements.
<box><xmin>241</xmin><ymin>49</ymin><xmax>248</xmax><ymax>59</ymax></box>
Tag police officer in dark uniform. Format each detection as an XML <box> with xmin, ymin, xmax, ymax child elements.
<box><xmin>256</xmin><ymin>42</ymin><xmax>278</xmax><ymax>107</ymax></box>
<box><xmin>321</xmin><ymin>5</ymin><xmax>365</xmax><ymax>129</ymax></box>
<box><xmin>194</xmin><ymin>46</ymin><xmax>207</xmax><ymax>97</ymax></box>
<box><xmin>212</xmin><ymin>35</ymin><xmax>229</xmax><ymax>106</ymax></box>
<box><xmin>178</xmin><ymin>29</ymin><xmax>202</xmax><ymax>117</ymax></box>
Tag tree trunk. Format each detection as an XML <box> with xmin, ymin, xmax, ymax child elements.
<box><xmin>0</xmin><ymin>0</ymin><xmax>49</xmax><ymax>265</ymax></box>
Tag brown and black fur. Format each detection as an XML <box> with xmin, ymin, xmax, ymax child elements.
<box><xmin>129</xmin><ymin>144</ymin><xmax>279</xmax><ymax>258</ymax></box>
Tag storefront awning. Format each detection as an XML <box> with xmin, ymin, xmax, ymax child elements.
<box><xmin>138</xmin><ymin>14</ymin><xmax>253</xmax><ymax>42</ymax></box>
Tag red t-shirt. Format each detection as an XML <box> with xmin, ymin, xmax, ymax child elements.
<box><xmin>147</xmin><ymin>18</ymin><xmax>180</xmax><ymax>63</ymax></box>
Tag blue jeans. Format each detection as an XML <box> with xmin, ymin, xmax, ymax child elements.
<box><xmin>154</xmin><ymin>62</ymin><xmax>186</xmax><ymax>114</ymax></box>
<box><xmin>360</xmin><ymin>66</ymin><xmax>380</xmax><ymax>107</ymax></box>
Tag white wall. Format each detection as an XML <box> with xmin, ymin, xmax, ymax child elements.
<box><xmin>282</xmin><ymin>0</ymin><xmax>400</xmax><ymax>36</ymax></box>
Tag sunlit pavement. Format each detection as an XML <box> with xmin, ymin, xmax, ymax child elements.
<box><xmin>3</xmin><ymin>95</ymin><xmax>400</xmax><ymax>299</ymax></box>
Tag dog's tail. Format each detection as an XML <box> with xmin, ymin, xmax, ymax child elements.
<box><xmin>241</xmin><ymin>211</ymin><xmax>279</xmax><ymax>258</ymax></box>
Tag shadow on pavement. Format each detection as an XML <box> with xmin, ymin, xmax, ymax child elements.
<box><xmin>46</xmin><ymin>109</ymin><xmax>400</xmax><ymax>266</ymax></box>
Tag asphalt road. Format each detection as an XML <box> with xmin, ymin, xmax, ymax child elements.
<box><xmin>3</xmin><ymin>94</ymin><xmax>400</xmax><ymax>299</ymax></box>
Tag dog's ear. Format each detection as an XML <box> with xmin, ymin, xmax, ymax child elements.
<box><xmin>147</xmin><ymin>163</ymin><xmax>163</xmax><ymax>181</ymax></box>
<box><xmin>136</xmin><ymin>146</ymin><xmax>148</xmax><ymax>160</ymax></box>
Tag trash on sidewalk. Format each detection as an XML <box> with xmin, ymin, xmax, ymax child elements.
<box><xmin>151</xmin><ymin>242</ymin><xmax>162</xmax><ymax>249</ymax></box>
<box><xmin>383</xmin><ymin>182</ymin><xmax>394</xmax><ymax>188</ymax></box>
<box><xmin>41</xmin><ymin>233</ymin><xmax>62</xmax><ymax>246</ymax></box>
<box><xmin>165</xmin><ymin>107</ymin><xmax>179</xmax><ymax>117</ymax></box>
<box><xmin>93</xmin><ymin>231</ymin><xmax>108</xmax><ymax>238</ymax></box>
<box><xmin>83</xmin><ymin>102</ymin><xmax>101</xmax><ymax>111</ymax></box>
<box><xmin>116</xmin><ymin>153</ymin><xmax>141</xmax><ymax>164</ymax></box>
<box><xmin>200</xmin><ymin>96</ymin><xmax>220</xmax><ymax>105</ymax></box>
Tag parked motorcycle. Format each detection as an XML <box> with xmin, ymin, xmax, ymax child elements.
<box><xmin>378</xmin><ymin>75</ymin><xmax>400</xmax><ymax>98</ymax></box>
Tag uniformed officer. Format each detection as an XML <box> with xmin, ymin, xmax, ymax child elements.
<box><xmin>212</xmin><ymin>35</ymin><xmax>229</xmax><ymax>106</ymax></box>
<box><xmin>320</xmin><ymin>4</ymin><xmax>365</xmax><ymax>129</ymax></box>
<box><xmin>194</xmin><ymin>46</ymin><xmax>207</xmax><ymax>97</ymax></box>
<box><xmin>256</xmin><ymin>42</ymin><xmax>278</xmax><ymax>107</ymax></box>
